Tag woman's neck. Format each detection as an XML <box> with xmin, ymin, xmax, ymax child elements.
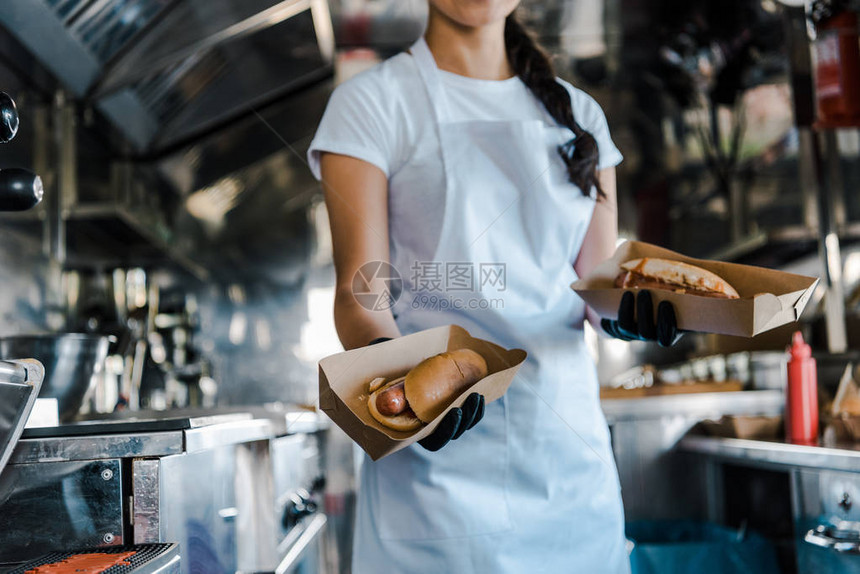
<box><xmin>424</xmin><ymin>9</ymin><xmax>513</xmax><ymax>81</ymax></box>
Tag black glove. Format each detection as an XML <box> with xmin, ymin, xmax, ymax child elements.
<box><xmin>367</xmin><ymin>337</ymin><xmax>486</xmax><ymax>452</ymax></box>
<box><xmin>418</xmin><ymin>392</ymin><xmax>485</xmax><ymax>452</ymax></box>
<box><xmin>600</xmin><ymin>290</ymin><xmax>684</xmax><ymax>347</ymax></box>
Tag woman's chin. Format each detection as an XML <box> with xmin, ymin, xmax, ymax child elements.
<box><xmin>430</xmin><ymin>0</ymin><xmax>519</xmax><ymax>29</ymax></box>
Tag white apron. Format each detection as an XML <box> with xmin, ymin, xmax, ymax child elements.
<box><xmin>352</xmin><ymin>38</ymin><xmax>630</xmax><ymax>574</ymax></box>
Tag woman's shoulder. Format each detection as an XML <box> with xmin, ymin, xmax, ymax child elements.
<box><xmin>331</xmin><ymin>52</ymin><xmax>422</xmax><ymax>105</ymax></box>
<box><xmin>554</xmin><ymin>78</ymin><xmax>609</xmax><ymax>128</ymax></box>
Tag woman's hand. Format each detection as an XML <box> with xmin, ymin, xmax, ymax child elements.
<box><xmin>369</xmin><ymin>337</ymin><xmax>486</xmax><ymax>451</ymax></box>
<box><xmin>418</xmin><ymin>392</ymin><xmax>485</xmax><ymax>451</ymax></box>
<box><xmin>600</xmin><ymin>290</ymin><xmax>684</xmax><ymax>347</ymax></box>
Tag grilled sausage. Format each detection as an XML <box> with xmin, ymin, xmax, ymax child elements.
<box><xmin>376</xmin><ymin>380</ymin><xmax>407</xmax><ymax>416</ymax></box>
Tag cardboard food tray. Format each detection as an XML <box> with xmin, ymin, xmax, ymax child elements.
<box><xmin>699</xmin><ymin>415</ymin><xmax>783</xmax><ymax>440</ymax></box>
<box><xmin>571</xmin><ymin>241</ymin><xmax>819</xmax><ymax>338</ymax></box>
<box><xmin>319</xmin><ymin>325</ymin><xmax>527</xmax><ymax>461</ymax></box>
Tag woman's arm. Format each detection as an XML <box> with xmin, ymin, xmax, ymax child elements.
<box><xmin>574</xmin><ymin>167</ymin><xmax>618</xmax><ymax>330</ymax></box>
<box><xmin>320</xmin><ymin>152</ymin><xmax>402</xmax><ymax>350</ymax></box>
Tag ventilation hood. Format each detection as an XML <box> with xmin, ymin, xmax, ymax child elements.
<box><xmin>0</xmin><ymin>0</ymin><xmax>334</xmax><ymax>154</ymax></box>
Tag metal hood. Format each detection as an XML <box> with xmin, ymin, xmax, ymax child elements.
<box><xmin>0</xmin><ymin>0</ymin><xmax>334</xmax><ymax>154</ymax></box>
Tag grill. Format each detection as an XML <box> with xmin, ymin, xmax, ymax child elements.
<box><xmin>8</xmin><ymin>543</ymin><xmax>179</xmax><ymax>574</ymax></box>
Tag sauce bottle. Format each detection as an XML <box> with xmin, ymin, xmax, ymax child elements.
<box><xmin>786</xmin><ymin>331</ymin><xmax>819</xmax><ymax>445</ymax></box>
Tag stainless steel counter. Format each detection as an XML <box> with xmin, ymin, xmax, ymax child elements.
<box><xmin>0</xmin><ymin>409</ymin><xmax>330</xmax><ymax>572</ymax></box>
<box><xmin>679</xmin><ymin>435</ymin><xmax>860</xmax><ymax>473</ymax></box>
<box><xmin>9</xmin><ymin>418</ymin><xmax>274</xmax><ymax>464</ymax></box>
<box><xmin>601</xmin><ymin>390</ymin><xmax>785</xmax><ymax>522</ymax></box>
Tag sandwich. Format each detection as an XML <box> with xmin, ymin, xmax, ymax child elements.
<box><xmin>615</xmin><ymin>257</ymin><xmax>740</xmax><ymax>299</ymax></box>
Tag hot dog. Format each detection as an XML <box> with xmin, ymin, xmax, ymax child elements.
<box><xmin>376</xmin><ymin>376</ymin><xmax>407</xmax><ymax>416</ymax></box>
<box><xmin>367</xmin><ymin>349</ymin><xmax>488</xmax><ymax>431</ymax></box>
<box><xmin>615</xmin><ymin>257</ymin><xmax>739</xmax><ymax>299</ymax></box>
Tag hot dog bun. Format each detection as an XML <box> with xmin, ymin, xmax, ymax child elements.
<box><xmin>616</xmin><ymin>258</ymin><xmax>739</xmax><ymax>299</ymax></box>
<box><xmin>367</xmin><ymin>349</ymin><xmax>489</xmax><ymax>431</ymax></box>
<box><xmin>368</xmin><ymin>377</ymin><xmax>422</xmax><ymax>431</ymax></box>
<box><xmin>405</xmin><ymin>349</ymin><xmax>488</xmax><ymax>422</ymax></box>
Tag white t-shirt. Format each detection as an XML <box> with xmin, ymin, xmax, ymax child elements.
<box><xmin>307</xmin><ymin>51</ymin><xmax>623</xmax><ymax>268</ymax></box>
<box><xmin>308</xmin><ymin>51</ymin><xmax>622</xmax><ymax>180</ymax></box>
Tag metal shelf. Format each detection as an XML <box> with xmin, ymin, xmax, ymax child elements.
<box><xmin>706</xmin><ymin>226</ymin><xmax>819</xmax><ymax>266</ymax></box>
<box><xmin>63</xmin><ymin>203</ymin><xmax>209</xmax><ymax>281</ymax></box>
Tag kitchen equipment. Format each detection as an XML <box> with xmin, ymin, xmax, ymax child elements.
<box><xmin>795</xmin><ymin>469</ymin><xmax>860</xmax><ymax>573</ymax></box>
<box><xmin>0</xmin><ymin>167</ymin><xmax>44</xmax><ymax>211</ymax></box>
<box><xmin>0</xmin><ymin>334</ymin><xmax>113</xmax><ymax>422</ymax></box>
<box><xmin>0</xmin><ymin>359</ymin><xmax>44</xmax><ymax>474</ymax></box>
<box><xmin>0</xmin><ymin>91</ymin><xmax>19</xmax><ymax>142</ymax></box>
<box><xmin>0</xmin><ymin>0</ymin><xmax>335</xmax><ymax>154</ymax></box>
<box><xmin>749</xmin><ymin>351</ymin><xmax>789</xmax><ymax>390</ymax></box>
<box><xmin>0</xmin><ymin>91</ymin><xmax>43</xmax><ymax>212</ymax></box>
<box><xmin>20</xmin><ymin>411</ymin><xmax>251</xmax><ymax>439</ymax></box>
<box><xmin>7</xmin><ymin>543</ymin><xmax>180</xmax><ymax>573</ymax></box>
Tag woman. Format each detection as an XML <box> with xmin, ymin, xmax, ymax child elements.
<box><xmin>308</xmin><ymin>2</ymin><xmax>671</xmax><ymax>572</ymax></box>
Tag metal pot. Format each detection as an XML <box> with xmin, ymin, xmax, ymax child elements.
<box><xmin>0</xmin><ymin>334</ymin><xmax>113</xmax><ymax>422</ymax></box>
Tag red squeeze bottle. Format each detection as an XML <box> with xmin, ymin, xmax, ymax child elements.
<box><xmin>785</xmin><ymin>332</ymin><xmax>819</xmax><ymax>445</ymax></box>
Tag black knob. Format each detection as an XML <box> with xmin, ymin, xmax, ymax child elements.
<box><xmin>311</xmin><ymin>475</ymin><xmax>326</xmax><ymax>493</ymax></box>
<box><xmin>840</xmin><ymin>492</ymin><xmax>852</xmax><ymax>512</ymax></box>
<box><xmin>0</xmin><ymin>168</ymin><xmax>43</xmax><ymax>211</ymax></box>
<box><xmin>282</xmin><ymin>489</ymin><xmax>317</xmax><ymax>529</ymax></box>
<box><xmin>0</xmin><ymin>93</ymin><xmax>19</xmax><ymax>143</ymax></box>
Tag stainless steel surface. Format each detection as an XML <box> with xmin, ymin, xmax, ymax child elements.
<box><xmin>9</xmin><ymin>416</ymin><xmax>276</xmax><ymax>464</ymax></box>
<box><xmin>793</xmin><ymin>469</ymin><xmax>860</xmax><ymax>573</ymax></box>
<box><xmin>272</xmin><ymin>433</ymin><xmax>325</xmax><ymax>574</ymax></box>
<box><xmin>601</xmin><ymin>390</ymin><xmax>784</xmax><ymax>422</ymax></box>
<box><xmin>184</xmin><ymin>418</ymin><xmax>273</xmax><ymax>453</ymax></box>
<box><xmin>0</xmin><ymin>359</ymin><xmax>44</xmax><ymax>475</ymax></box>
<box><xmin>603</xmin><ymin>391</ymin><xmax>784</xmax><ymax>522</ymax></box>
<box><xmin>95</xmin><ymin>0</ymin><xmax>314</xmax><ymax>95</ymax></box>
<box><xmin>0</xmin><ymin>333</ymin><xmax>112</xmax><ymax>422</ymax></box>
<box><xmin>284</xmin><ymin>410</ymin><xmax>330</xmax><ymax>435</ymax></box>
<box><xmin>149</xmin><ymin>554</ymin><xmax>182</xmax><ymax>574</ymax></box>
<box><xmin>0</xmin><ymin>0</ymin><xmax>335</xmax><ymax>153</ymax></box>
<box><xmin>159</xmin><ymin>446</ymin><xmax>239</xmax><ymax>574</ymax></box>
<box><xmin>10</xmin><ymin>430</ymin><xmax>183</xmax><ymax>464</ymax></box>
<box><xmin>0</xmin><ymin>360</ymin><xmax>27</xmax><ymax>384</ymax></box>
<box><xmin>276</xmin><ymin>513</ymin><xmax>327</xmax><ymax>574</ymax></box>
<box><xmin>680</xmin><ymin>435</ymin><xmax>860</xmax><ymax>473</ymax></box>
<box><xmin>236</xmin><ymin>440</ymin><xmax>276</xmax><ymax>572</ymax></box>
<box><xmin>805</xmin><ymin>524</ymin><xmax>860</xmax><ymax>554</ymax></box>
<box><xmin>132</xmin><ymin>458</ymin><xmax>162</xmax><ymax>544</ymax></box>
<box><xmin>820</xmin><ymin>469</ymin><xmax>860</xmax><ymax>525</ymax></box>
<box><xmin>0</xmin><ymin>459</ymin><xmax>124</xmax><ymax>563</ymax></box>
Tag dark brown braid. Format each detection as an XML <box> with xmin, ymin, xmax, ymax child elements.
<box><xmin>504</xmin><ymin>14</ymin><xmax>605</xmax><ymax>199</ymax></box>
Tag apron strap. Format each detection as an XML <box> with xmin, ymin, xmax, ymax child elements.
<box><xmin>409</xmin><ymin>37</ymin><xmax>452</xmax><ymax>124</ymax></box>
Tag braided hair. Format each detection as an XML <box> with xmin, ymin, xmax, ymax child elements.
<box><xmin>504</xmin><ymin>14</ymin><xmax>605</xmax><ymax>199</ymax></box>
